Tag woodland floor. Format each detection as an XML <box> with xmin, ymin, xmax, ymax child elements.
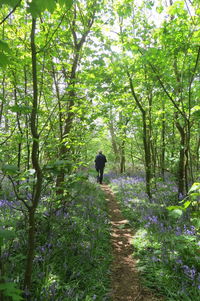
<box><xmin>101</xmin><ymin>184</ymin><xmax>164</xmax><ymax>301</ymax></box>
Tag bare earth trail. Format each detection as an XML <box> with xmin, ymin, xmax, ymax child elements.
<box><xmin>101</xmin><ymin>184</ymin><xmax>164</xmax><ymax>301</ymax></box>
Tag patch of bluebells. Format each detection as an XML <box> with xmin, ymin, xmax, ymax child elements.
<box><xmin>0</xmin><ymin>198</ymin><xmax>24</xmax><ymax>224</ymax></box>
<box><xmin>0</xmin><ymin>198</ymin><xmax>27</xmax><ymax>212</ymax></box>
<box><xmin>30</xmin><ymin>182</ymin><xmax>110</xmax><ymax>299</ymax></box>
<box><xmin>109</xmin><ymin>174</ymin><xmax>200</xmax><ymax>297</ymax></box>
<box><xmin>174</xmin><ymin>258</ymin><xmax>200</xmax><ymax>289</ymax></box>
<box><xmin>184</xmin><ymin>225</ymin><xmax>196</xmax><ymax>236</ymax></box>
<box><xmin>0</xmin><ymin>199</ymin><xmax>15</xmax><ymax>208</ymax></box>
<box><xmin>0</xmin><ymin>199</ymin><xmax>8</xmax><ymax>207</ymax></box>
<box><xmin>182</xmin><ymin>265</ymin><xmax>197</xmax><ymax>281</ymax></box>
<box><xmin>144</xmin><ymin>215</ymin><xmax>159</xmax><ymax>228</ymax></box>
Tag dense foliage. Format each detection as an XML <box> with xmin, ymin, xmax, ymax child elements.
<box><xmin>0</xmin><ymin>0</ymin><xmax>199</xmax><ymax>300</ymax></box>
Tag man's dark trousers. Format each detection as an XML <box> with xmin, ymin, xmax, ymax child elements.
<box><xmin>96</xmin><ymin>167</ymin><xmax>104</xmax><ymax>184</ymax></box>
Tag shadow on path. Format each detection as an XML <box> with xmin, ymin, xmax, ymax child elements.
<box><xmin>101</xmin><ymin>184</ymin><xmax>164</xmax><ymax>301</ymax></box>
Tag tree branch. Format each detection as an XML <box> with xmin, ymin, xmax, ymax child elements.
<box><xmin>8</xmin><ymin>175</ymin><xmax>30</xmax><ymax>209</ymax></box>
<box><xmin>138</xmin><ymin>48</ymin><xmax>186</xmax><ymax>119</ymax></box>
<box><xmin>0</xmin><ymin>0</ymin><xmax>21</xmax><ymax>26</ymax></box>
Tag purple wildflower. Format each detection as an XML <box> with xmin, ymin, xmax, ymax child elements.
<box><xmin>182</xmin><ymin>265</ymin><xmax>196</xmax><ymax>280</ymax></box>
<box><xmin>175</xmin><ymin>226</ymin><xmax>182</xmax><ymax>236</ymax></box>
<box><xmin>183</xmin><ymin>225</ymin><xmax>196</xmax><ymax>236</ymax></box>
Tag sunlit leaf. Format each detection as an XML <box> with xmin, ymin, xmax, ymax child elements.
<box><xmin>189</xmin><ymin>182</ymin><xmax>200</xmax><ymax>193</ymax></box>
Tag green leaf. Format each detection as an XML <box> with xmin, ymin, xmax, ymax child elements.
<box><xmin>0</xmin><ymin>94</ymin><xmax>6</xmax><ymax>103</ymax></box>
<box><xmin>191</xmin><ymin>105</ymin><xmax>200</xmax><ymax>113</ymax></box>
<box><xmin>9</xmin><ymin>104</ymin><xmax>32</xmax><ymax>113</ymax></box>
<box><xmin>183</xmin><ymin>200</ymin><xmax>191</xmax><ymax>209</ymax></box>
<box><xmin>27</xmin><ymin>1</ymin><xmax>41</xmax><ymax>17</ymax></box>
<box><xmin>0</xmin><ymin>282</ymin><xmax>23</xmax><ymax>301</ymax></box>
<box><xmin>2</xmin><ymin>164</ymin><xmax>18</xmax><ymax>175</ymax></box>
<box><xmin>156</xmin><ymin>5</ymin><xmax>164</xmax><ymax>13</ymax></box>
<box><xmin>168</xmin><ymin>209</ymin><xmax>183</xmax><ymax>218</ymax></box>
<box><xmin>0</xmin><ymin>0</ymin><xmax>19</xmax><ymax>7</ymax></box>
<box><xmin>27</xmin><ymin>0</ymin><xmax>72</xmax><ymax>16</ymax></box>
<box><xmin>190</xmin><ymin>192</ymin><xmax>200</xmax><ymax>197</ymax></box>
<box><xmin>189</xmin><ymin>182</ymin><xmax>200</xmax><ymax>193</ymax></box>
<box><xmin>0</xmin><ymin>229</ymin><xmax>15</xmax><ymax>240</ymax></box>
<box><xmin>167</xmin><ymin>205</ymin><xmax>182</xmax><ymax>211</ymax></box>
<box><xmin>0</xmin><ymin>40</ymin><xmax>10</xmax><ymax>52</ymax></box>
<box><xmin>0</xmin><ymin>229</ymin><xmax>15</xmax><ymax>247</ymax></box>
<box><xmin>27</xmin><ymin>0</ymin><xmax>52</xmax><ymax>17</ymax></box>
<box><xmin>0</xmin><ymin>53</ymin><xmax>10</xmax><ymax>67</ymax></box>
<box><xmin>46</xmin><ymin>0</ymin><xmax>56</xmax><ymax>13</ymax></box>
<box><xmin>57</xmin><ymin>0</ymin><xmax>73</xmax><ymax>8</ymax></box>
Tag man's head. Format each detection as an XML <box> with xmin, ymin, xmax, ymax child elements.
<box><xmin>99</xmin><ymin>150</ymin><xmax>102</xmax><ymax>154</ymax></box>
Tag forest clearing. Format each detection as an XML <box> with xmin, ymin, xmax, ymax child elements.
<box><xmin>0</xmin><ymin>0</ymin><xmax>200</xmax><ymax>300</ymax></box>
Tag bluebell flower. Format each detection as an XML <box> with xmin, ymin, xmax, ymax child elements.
<box><xmin>182</xmin><ymin>265</ymin><xmax>196</xmax><ymax>280</ymax></box>
<box><xmin>175</xmin><ymin>226</ymin><xmax>182</xmax><ymax>236</ymax></box>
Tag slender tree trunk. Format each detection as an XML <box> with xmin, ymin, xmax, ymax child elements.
<box><xmin>176</xmin><ymin>117</ymin><xmax>187</xmax><ymax>197</ymax></box>
<box><xmin>142</xmin><ymin>111</ymin><xmax>152</xmax><ymax>198</ymax></box>
<box><xmin>23</xmin><ymin>66</ymin><xmax>31</xmax><ymax>170</ymax></box>
<box><xmin>0</xmin><ymin>74</ymin><xmax>5</xmax><ymax>125</ymax></box>
<box><xmin>127</xmin><ymin>71</ymin><xmax>152</xmax><ymax>198</ymax></box>
<box><xmin>55</xmin><ymin>89</ymin><xmax>75</xmax><ymax>194</ymax></box>
<box><xmin>0</xmin><ymin>24</ymin><xmax>5</xmax><ymax>126</ymax></box>
<box><xmin>161</xmin><ymin>102</ymin><xmax>166</xmax><ymax>179</ymax></box>
<box><xmin>109</xmin><ymin>119</ymin><xmax>120</xmax><ymax>167</ymax></box>
<box><xmin>24</xmin><ymin>207</ymin><xmax>36</xmax><ymax>292</ymax></box>
<box><xmin>148</xmin><ymin>94</ymin><xmax>156</xmax><ymax>180</ymax></box>
<box><xmin>171</xmin><ymin>119</ymin><xmax>175</xmax><ymax>159</ymax></box>
<box><xmin>13</xmin><ymin>86</ymin><xmax>23</xmax><ymax>188</ymax></box>
<box><xmin>119</xmin><ymin>113</ymin><xmax>128</xmax><ymax>174</ymax></box>
<box><xmin>130</xmin><ymin>140</ymin><xmax>135</xmax><ymax>170</ymax></box>
<box><xmin>0</xmin><ymin>244</ymin><xmax>5</xmax><ymax>301</ymax></box>
<box><xmin>24</xmin><ymin>17</ymin><xmax>42</xmax><ymax>293</ymax></box>
<box><xmin>196</xmin><ymin>130</ymin><xmax>200</xmax><ymax>171</ymax></box>
<box><xmin>120</xmin><ymin>139</ymin><xmax>126</xmax><ymax>173</ymax></box>
<box><xmin>52</xmin><ymin>62</ymin><xmax>63</xmax><ymax>140</ymax></box>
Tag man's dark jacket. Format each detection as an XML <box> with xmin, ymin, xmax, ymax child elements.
<box><xmin>95</xmin><ymin>153</ymin><xmax>107</xmax><ymax>169</ymax></box>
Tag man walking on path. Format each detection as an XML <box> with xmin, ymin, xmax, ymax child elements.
<box><xmin>95</xmin><ymin>151</ymin><xmax>107</xmax><ymax>184</ymax></box>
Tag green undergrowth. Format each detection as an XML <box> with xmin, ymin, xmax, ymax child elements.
<box><xmin>110</xmin><ymin>175</ymin><xmax>200</xmax><ymax>301</ymax></box>
<box><xmin>1</xmin><ymin>179</ymin><xmax>112</xmax><ymax>301</ymax></box>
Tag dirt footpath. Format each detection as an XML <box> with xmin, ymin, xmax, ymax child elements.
<box><xmin>102</xmin><ymin>185</ymin><xmax>164</xmax><ymax>301</ymax></box>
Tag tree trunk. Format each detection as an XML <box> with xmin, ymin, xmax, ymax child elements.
<box><xmin>142</xmin><ymin>111</ymin><xmax>152</xmax><ymax>199</ymax></box>
<box><xmin>148</xmin><ymin>94</ymin><xmax>156</xmax><ymax>180</ymax></box>
<box><xmin>120</xmin><ymin>139</ymin><xmax>126</xmax><ymax>173</ymax></box>
<box><xmin>52</xmin><ymin>62</ymin><xmax>63</xmax><ymax>140</ymax></box>
<box><xmin>13</xmin><ymin>85</ymin><xmax>23</xmax><ymax>188</ymax></box>
<box><xmin>23</xmin><ymin>207</ymin><xmax>36</xmax><ymax>292</ymax></box>
<box><xmin>0</xmin><ymin>74</ymin><xmax>5</xmax><ymax>125</ymax></box>
<box><xmin>176</xmin><ymin>118</ymin><xmax>187</xmax><ymax>197</ymax></box>
<box><xmin>23</xmin><ymin>17</ymin><xmax>42</xmax><ymax>293</ymax></box>
<box><xmin>109</xmin><ymin>119</ymin><xmax>120</xmax><ymax>167</ymax></box>
<box><xmin>161</xmin><ymin>107</ymin><xmax>166</xmax><ymax>180</ymax></box>
<box><xmin>127</xmin><ymin>71</ymin><xmax>152</xmax><ymax>198</ymax></box>
<box><xmin>196</xmin><ymin>131</ymin><xmax>200</xmax><ymax>172</ymax></box>
<box><xmin>0</xmin><ymin>243</ymin><xmax>5</xmax><ymax>301</ymax></box>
